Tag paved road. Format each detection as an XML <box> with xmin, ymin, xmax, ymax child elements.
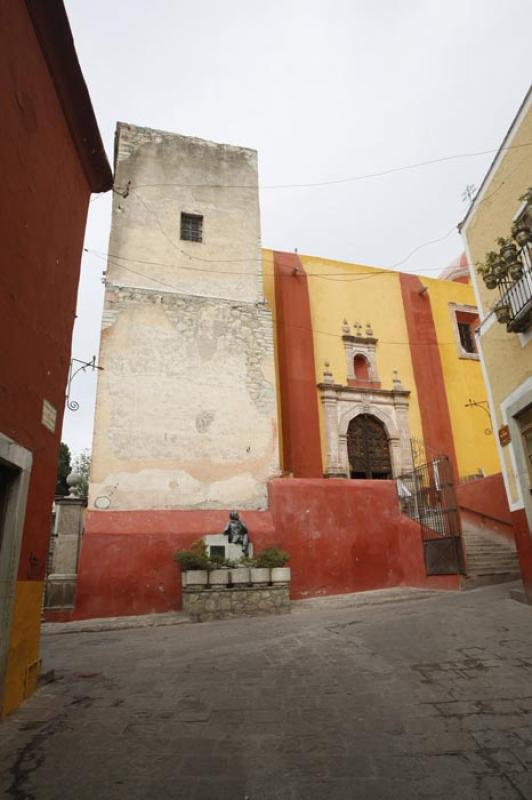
<box><xmin>1</xmin><ymin>583</ymin><xmax>532</xmax><ymax>799</ymax></box>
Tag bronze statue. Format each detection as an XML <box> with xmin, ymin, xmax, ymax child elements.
<box><xmin>222</xmin><ymin>511</ymin><xmax>249</xmax><ymax>556</ymax></box>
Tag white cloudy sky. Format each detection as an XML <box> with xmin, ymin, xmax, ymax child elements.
<box><xmin>62</xmin><ymin>0</ymin><xmax>532</xmax><ymax>456</ymax></box>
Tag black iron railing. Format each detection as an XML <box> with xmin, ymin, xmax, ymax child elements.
<box><xmin>397</xmin><ymin>456</ymin><xmax>465</xmax><ymax>576</ymax></box>
<box><xmin>497</xmin><ymin>247</ymin><xmax>532</xmax><ymax>333</ymax></box>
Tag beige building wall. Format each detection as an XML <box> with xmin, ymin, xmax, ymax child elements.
<box><xmin>461</xmin><ymin>89</ymin><xmax>532</xmax><ymax>518</ymax></box>
<box><xmin>89</xmin><ymin>124</ymin><xmax>279</xmax><ymax>511</ymax></box>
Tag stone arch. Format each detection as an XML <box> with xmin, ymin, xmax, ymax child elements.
<box><xmin>339</xmin><ymin>404</ymin><xmax>399</xmax><ymax>440</ymax></box>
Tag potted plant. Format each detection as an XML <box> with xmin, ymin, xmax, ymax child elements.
<box><xmin>248</xmin><ymin>557</ymin><xmax>270</xmax><ymax>586</ymax></box>
<box><xmin>255</xmin><ymin>547</ymin><xmax>291</xmax><ymax>584</ymax></box>
<box><xmin>173</xmin><ymin>540</ymin><xmax>209</xmax><ymax>588</ymax></box>
<box><xmin>478</xmin><ymin>256</ymin><xmax>497</xmax><ymax>290</ymax></box>
<box><xmin>512</xmin><ymin>219</ymin><xmax>532</xmax><ymax>248</ymax></box>
<box><xmin>230</xmin><ymin>558</ymin><xmax>251</xmax><ymax>586</ymax></box>
<box><xmin>497</xmin><ymin>237</ymin><xmax>518</xmax><ymax>265</ymax></box>
<box><xmin>508</xmin><ymin>260</ymin><xmax>524</xmax><ymax>281</ymax></box>
<box><xmin>208</xmin><ymin>555</ymin><xmax>230</xmax><ymax>587</ymax></box>
<box><xmin>494</xmin><ymin>303</ymin><xmax>511</xmax><ymax>324</ymax></box>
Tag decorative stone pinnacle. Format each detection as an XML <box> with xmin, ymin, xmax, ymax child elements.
<box><xmin>342</xmin><ymin>319</ymin><xmax>350</xmax><ymax>334</ymax></box>
<box><xmin>392</xmin><ymin>369</ymin><xmax>403</xmax><ymax>389</ymax></box>
<box><xmin>353</xmin><ymin>321</ymin><xmax>362</xmax><ymax>336</ymax></box>
<box><xmin>66</xmin><ymin>471</ymin><xmax>81</xmax><ymax>498</ymax></box>
<box><xmin>323</xmin><ymin>361</ymin><xmax>333</xmax><ymax>383</ymax></box>
<box><xmin>366</xmin><ymin>322</ymin><xmax>374</xmax><ymax>337</ymax></box>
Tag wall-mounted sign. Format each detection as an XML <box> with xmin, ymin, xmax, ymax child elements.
<box><xmin>41</xmin><ymin>399</ymin><xmax>57</xmax><ymax>433</ymax></box>
<box><xmin>498</xmin><ymin>424</ymin><xmax>511</xmax><ymax>447</ymax></box>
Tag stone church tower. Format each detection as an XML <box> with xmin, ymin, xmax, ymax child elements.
<box><xmin>89</xmin><ymin>123</ymin><xmax>279</xmax><ymax>511</ymax></box>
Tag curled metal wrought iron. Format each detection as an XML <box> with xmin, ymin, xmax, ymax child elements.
<box><xmin>65</xmin><ymin>356</ymin><xmax>103</xmax><ymax>413</ymax></box>
<box><xmin>465</xmin><ymin>398</ymin><xmax>493</xmax><ymax>436</ymax></box>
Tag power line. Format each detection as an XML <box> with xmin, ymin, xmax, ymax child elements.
<box><xmin>118</xmin><ymin>141</ymin><xmax>532</xmax><ymax>192</ymax></box>
<box><xmin>84</xmin><ymin>251</ymin><xmax>483</xmax><ymax>348</ymax></box>
<box><xmin>85</xmin><ymin>247</ymin><xmax>472</xmax><ymax>282</ymax></box>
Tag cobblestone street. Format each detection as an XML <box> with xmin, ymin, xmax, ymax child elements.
<box><xmin>1</xmin><ymin>583</ymin><xmax>532</xmax><ymax>799</ymax></box>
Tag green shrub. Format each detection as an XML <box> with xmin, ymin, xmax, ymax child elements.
<box><xmin>173</xmin><ymin>539</ymin><xmax>209</xmax><ymax>570</ymax></box>
<box><xmin>255</xmin><ymin>547</ymin><xmax>289</xmax><ymax>568</ymax></box>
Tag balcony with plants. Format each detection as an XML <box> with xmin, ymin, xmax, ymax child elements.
<box><xmin>478</xmin><ymin>188</ymin><xmax>532</xmax><ymax>333</ymax></box>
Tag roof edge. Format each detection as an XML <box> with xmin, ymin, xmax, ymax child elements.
<box><xmin>458</xmin><ymin>84</ymin><xmax>532</xmax><ymax>233</ymax></box>
<box><xmin>25</xmin><ymin>0</ymin><xmax>113</xmax><ymax>193</ymax></box>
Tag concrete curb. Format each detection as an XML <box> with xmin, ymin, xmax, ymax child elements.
<box><xmin>41</xmin><ymin>587</ymin><xmax>447</xmax><ymax>635</ymax></box>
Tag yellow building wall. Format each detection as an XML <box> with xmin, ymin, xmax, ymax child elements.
<box><xmin>262</xmin><ymin>249</ymin><xmax>284</xmax><ymax>468</ymax></box>
<box><xmin>299</xmin><ymin>255</ymin><xmax>424</xmax><ymax>465</ymax></box>
<box><xmin>462</xmin><ymin>95</ymin><xmax>532</xmax><ymax>504</ymax></box>
<box><xmin>2</xmin><ymin>581</ymin><xmax>42</xmax><ymax>717</ymax></box>
<box><xmin>421</xmin><ymin>276</ymin><xmax>501</xmax><ymax>478</ymax></box>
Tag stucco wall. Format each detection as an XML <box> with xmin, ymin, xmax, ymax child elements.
<box><xmin>0</xmin><ymin>2</ymin><xmax>96</xmax><ymax>715</ymax></box>
<box><xmin>90</xmin><ymin>125</ymin><xmax>279</xmax><ymax>510</ymax></box>
<box><xmin>461</xmin><ymin>94</ymin><xmax>532</xmax><ymax>509</ymax></box>
<box><xmin>420</xmin><ymin>276</ymin><xmax>500</xmax><ymax>479</ymax></box>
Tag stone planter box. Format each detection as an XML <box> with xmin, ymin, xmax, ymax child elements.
<box><xmin>230</xmin><ymin>567</ymin><xmax>250</xmax><ymax>586</ymax></box>
<box><xmin>209</xmin><ymin>569</ymin><xmax>230</xmax><ymax>587</ymax></box>
<box><xmin>250</xmin><ymin>567</ymin><xmax>270</xmax><ymax>586</ymax></box>
<box><xmin>181</xmin><ymin>570</ymin><xmax>208</xmax><ymax>589</ymax></box>
<box><xmin>183</xmin><ymin>584</ymin><xmax>290</xmax><ymax>622</ymax></box>
<box><xmin>271</xmin><ymin>567</ymin><xmax>291</xmax><ymax>585</ymax></box>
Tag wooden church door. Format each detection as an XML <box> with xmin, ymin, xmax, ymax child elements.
<box><xmin>347</xmin><ymin>414</ymin><xmax>392</xmax><ymax>479</ymax></box>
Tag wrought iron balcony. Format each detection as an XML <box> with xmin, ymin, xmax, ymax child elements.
<box><xmin>497</xmin><ymin>247</ymin><xmax>532</xmax><ymax>333</ymax></box>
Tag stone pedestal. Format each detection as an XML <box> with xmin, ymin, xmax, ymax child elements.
<box><xmin>203</xmin><ymin>533</ymin><xmax>253</xmax><ymax>562</ymax></box>
<box><xmin>45</xmin><ymin>497</ymin><xmax>85</xmax><ymax>609</ymax></box>
<box><xmin>183</xmin><ymin>585</ymin><xmax>290</xmax><ymax>622</ymax></box>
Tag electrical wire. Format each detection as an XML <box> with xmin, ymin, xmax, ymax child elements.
<box><xmin>118</xmin><ymin>141</ymin><xmax>532</xmax><ymax>191</ymax></box>
<box><xmin>85</xmin><ymin>247</ymin><xmax>472</xmax><ymax>282</ymax></box>
<box><xmin>83</xmin><ymin>250</ymin><xmax>482</xmax><ymax>349</ymax></box>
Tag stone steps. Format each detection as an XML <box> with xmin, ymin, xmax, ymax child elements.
<box><xmin>462</xmin><ymin>525</ymin><xmax>520</xmax><ymax>584</ymax></box>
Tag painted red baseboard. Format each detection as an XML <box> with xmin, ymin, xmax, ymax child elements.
<box><xmin>65</xmin><ymin>479</ymin><xmax>459</xmax><ymax>621</ymax></box>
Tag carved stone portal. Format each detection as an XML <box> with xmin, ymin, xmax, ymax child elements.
<box><xmin>318</xmin><ymin>322</ymin><xmax>413</xmax><ymax>479</ymax></box>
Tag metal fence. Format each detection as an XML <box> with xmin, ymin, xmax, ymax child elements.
<box><xmin>397</xmin><ymin>455</ymin><xmax>465</xmax><ymax>576</ymax></box>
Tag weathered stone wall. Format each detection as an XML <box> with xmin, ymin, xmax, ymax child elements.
<box><xmin>45</xmin><ymin>498</ymin><xmax>85</xmax><ymax>610</ymax></box>
<box><xmin>183</xmin><ymin>585</ymin><xmax>290</xmax><ymax>622</ymax></box>
<box><xmin>90</xmin><ymin>124</ymin><xmax>279</xmax><ymax>511</ymax></box>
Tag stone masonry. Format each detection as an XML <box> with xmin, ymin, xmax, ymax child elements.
<box><xmin>89</xmin><ymin>124</ymin><xmax>279</xmax><ymax>511</ymax></box>
<box><xmin>183</xmin><ymin>585</ymin><xmax>290</xmax><ymax>622</ymax></box>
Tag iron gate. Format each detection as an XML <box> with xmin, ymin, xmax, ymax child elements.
<box><xmin>397</xmin><ymin>455</ymin><xmax>465</xmax><ymax>575</ymax></box>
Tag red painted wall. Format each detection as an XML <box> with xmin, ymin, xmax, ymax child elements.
<box><xmin>457</xmin><ymin>473</ymin><xmax>515</xmax><ymax>542</ymax></box>
<box><xmin>0</xmin><ymin>2</ymin><xmax>92</xmax><ymax>580</ymax></box>
<box><xmin>399</xmin><ymin>274</ymin><xmax>459</xmax><ymax>478</ymax></box>
<box><xmin>512</xmin><ymin>509</ymin><xmax>532</xmax><ymax>603</ymax></box>
<box><xmin>273</xmin><ymin>252</ymin><xmax>323</xmax><ymax>477</ymax></box>
<box><xmin>61</xmin><ymin>480</ymin><xmax>458</xmax><ymax>621</ymax></box>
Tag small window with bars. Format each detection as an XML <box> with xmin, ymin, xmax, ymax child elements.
<box><xmin>458</xmin><ymin>321</ymin><xmax>476</xmax><ymax>354</ymax></box>
<box><xmin>451</xmin><ymin>306</ymin><xmax>479</xmax><ymax>359</ymax></box>
<box><xmin>180</xmin><ymin>212</ymin><xmax>203</xmax><ymax>243</ymax></box>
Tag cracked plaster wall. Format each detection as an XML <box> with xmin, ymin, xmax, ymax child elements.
<box><xmin>90</xmin><ymin>125</ymin><xmax>279</xmax><ymax>510</ymax></box>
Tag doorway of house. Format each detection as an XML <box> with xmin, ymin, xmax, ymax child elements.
<box><xmin>0</xmin><ymin>437</ymin><xmax>32</xmax><ymax>714</ymax></box>
<box><xmin>516</xmin><ymin>404</ymin><xmax>532</xmax><ymax>492</ymax></box>
<box><xmin>347</xmin><ymin>414</ymin><xmax>392</xmax><ymax>479</ymax></box>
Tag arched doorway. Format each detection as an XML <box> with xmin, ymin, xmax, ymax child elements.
<box><xmin>347</xmin><ymin>414</ymin><xmax>392</xmax><ymax>479</ymax></box>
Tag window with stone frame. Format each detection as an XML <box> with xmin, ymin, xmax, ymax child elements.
<box><xmin>449</xmin><ymin>304</ymin><xmax>479</xmax><ymax>360</ymax></box>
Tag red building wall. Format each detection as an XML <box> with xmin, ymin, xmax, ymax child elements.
<box><xmin>0</xmin><ymin>0</ymin><xmax>111</xmax><ymax>714</ymax></box>
<box><xmin>56</xmin><ymin>479</ymin><xmax>458</xmax><ymax>622</ymax></box>
<box><xmin>0</xmin><ymin>0</ymin><xmax>93</xmax><ymax>580</ymax></box>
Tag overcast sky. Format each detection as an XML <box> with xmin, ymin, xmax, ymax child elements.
<box><xmin>62</xmin><ymin>0</ymin><xmax>532</xmax><ymax>457</ymax></box>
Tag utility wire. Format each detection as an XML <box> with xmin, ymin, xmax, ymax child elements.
<box><xmin>85</xmin><ymin>251</ymin><xmax>480</xmax><ymax>348</ymax></box>
<box><xmin>118</xmin><ymin>141</ymin><xmax>532</xmax><ymax>191</ymax></box>
<box><xmin>86</xmin><ymin>247</ymin><xmax>472</xmax><ymax>281</ymax></box>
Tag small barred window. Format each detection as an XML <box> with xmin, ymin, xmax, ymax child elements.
<box><xmin>180</xmin><ymin>213</ymin><xmax>203</xmax><ymax>243</ymax></box>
